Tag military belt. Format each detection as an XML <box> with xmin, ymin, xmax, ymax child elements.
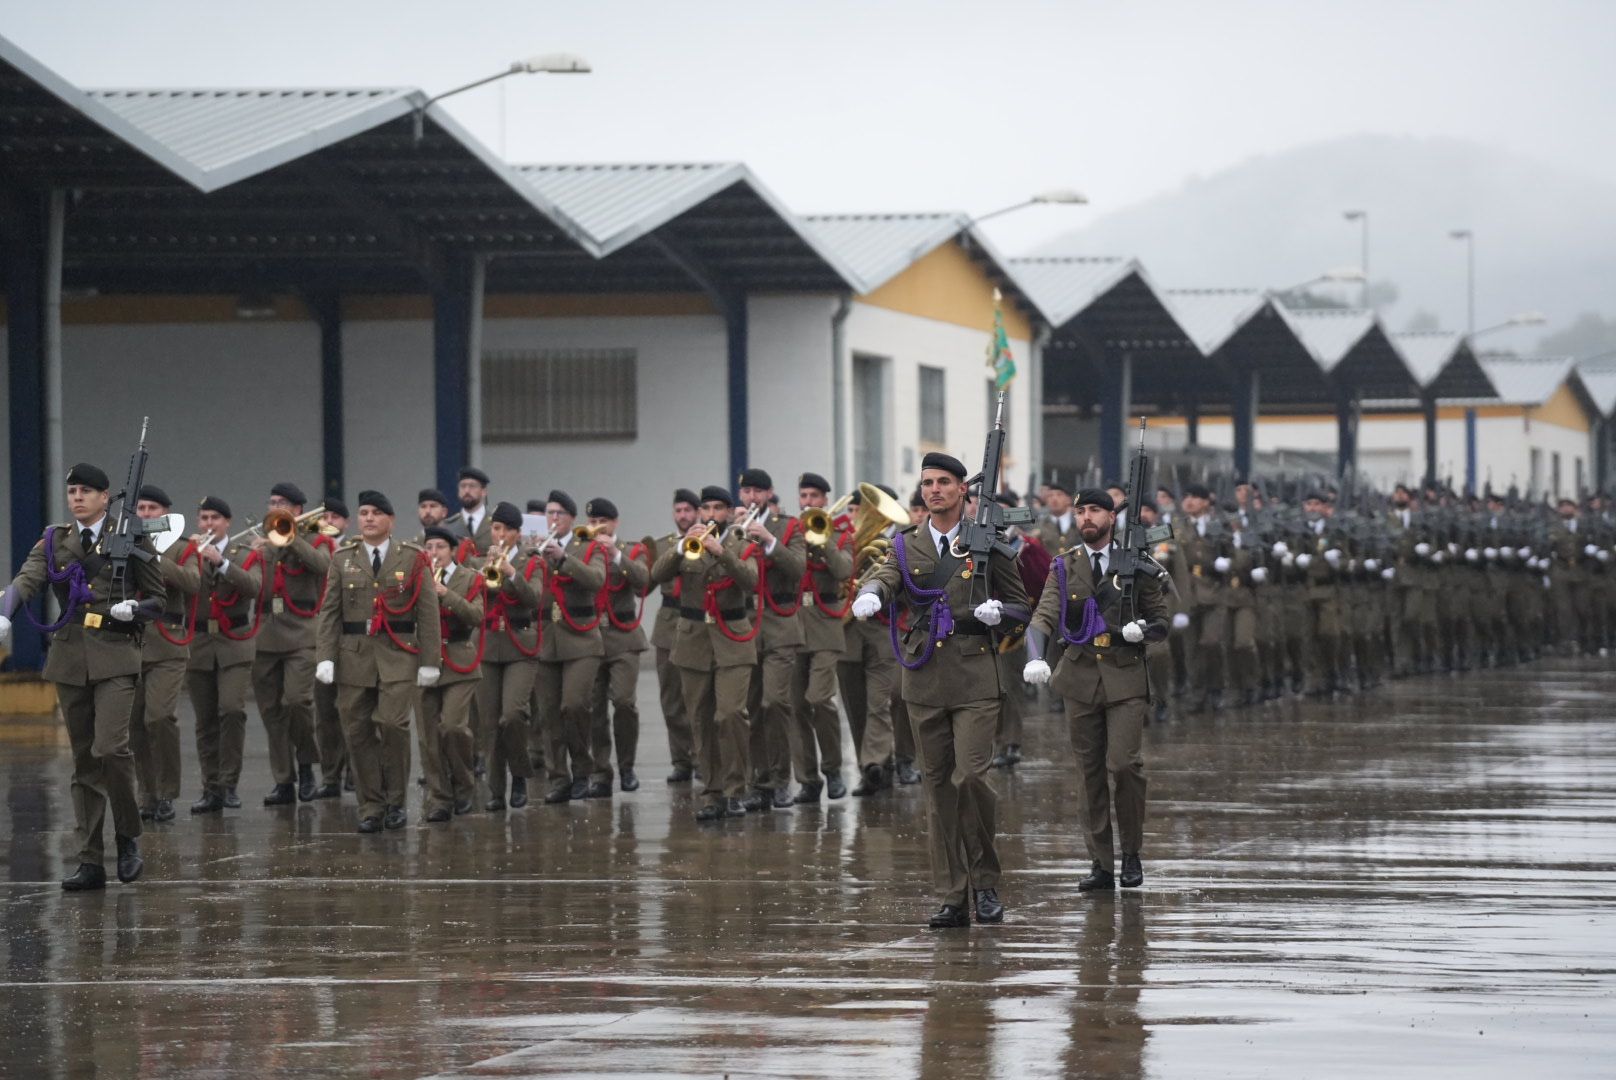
<box><xmin>770</xmin><ymin>590</ymin><xmax>801</xmax><ymax>605</ymax></box>
<box><xmin>82</xmin><ymin>612</ymin><xmax>140</xmax><ymax>635</ymax></box>
<box><xmin>681</xmin><ymin>606</ymin><xmax>747</xmax><ymax>622</ymax></box>
<box><xmin>341</xmin><ymin>620</ymin><xmax>415</xmax><ymax>635</ymax></box>
<box><xmin>950</xmin><ymin>619</ymin><xmax>992</xmax><ymax>638</ymax></box>
<box><xmin>486</xmin><ymin>615</ymin><xmax>533</xmax><ymax>631</ymax></box>
<box><xmin>445</xmin><ymin>627</ymin><xmax>475</xmax><ymax>643</ymax></box>
<box><xmin>192</xmin><ymin>613</ymin><xmax>249</xmax><ymax>634</ymax></box>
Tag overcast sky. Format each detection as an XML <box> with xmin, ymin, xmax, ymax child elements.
<box><xmin>7</xmin><ymin>0</ymin><xmax>1614</xmax><ymax>253</ymax></box>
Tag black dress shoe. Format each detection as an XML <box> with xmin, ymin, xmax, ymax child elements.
<box><xmin>509</xmin><ymin>777</ymin><xmax>529</xmax><ymax>808</ymax></box>
<box><xmin>485</xmin><ymin>795</ymin><xmax>507</xmax><ymax>812</ymax></box>
<box><xmin>740</xmin><ymin>789</ymin><xmax>767</xmax><ymax>812</ymax></box>
<box><xmin>1078</xmin><ymin>861</ymin><xmax>1116</xmax><ymax>892</ymax></box>
<box><xmin>223</xmin><ymin>787</ymin><xmax>242</xmax><ymax>809</ymax></box>
<box><xmin>383</xmin><ymin>806</ymin><xmax>407</xmax><ymax>830</ymax></box>
<box><xmin>895</xmin><ymin>759</ymin><xmax>922</xmax><ymax>785</ymax></box>
<box><xmin>974</xmin><ymin>887</ymin><xmax>1004</xmax><ymax>924</ymax></box>
<box><xmin>771</xmin><ymin>786</ymin><xmax>794</xmax><ymax>809</ymax></box>
<box><xmin>665</xmin><ymin>766</ymin><xmax>693</xmax><ymax>783</ymax></box>
<box><xmin>342</xmin><ymin>771</ymin><xmax>355</xmax><ymax>793</ymax></box>
<box><xmin>927</xmin><ymin>904</ymin><xmax>969</xmax><ymax>929</ymax></box>
<box><xmin>357</xmin><ymin>816</ymin><xmax>382</xmax><ymax>834</ymax></box>
<box><xmin>1119</xmin><ymin>853</ymin><xmax>1144</xmax><ymax>888</ymax></box>
<box><xmin>190</xmin><ymin>791</ymin><xmax>224</xmax><ymax>814</ymax></box>
<box><xmin>116</xmin><ymin>835</ymin><xmax>143</xmax><ymax>884</ymax></box>
<box><xmin>824</xmin><ymin>773</ymin><xmax>847</xmax><ymax>800</ymax></box>
<box><xmin>1153</xmin><ymin>700</ymin><xmax>1170</xmax><ymax>725</ymax></box>
<box><xmin>568</xmin><ymin>778</ymin><xmax>589</xmax><ymax>801</ymax></box>
<box><xmin>792</xmin><ymin>781</ymin><xmax>822</xmax><ymax>805</ymax></box>
<box><xmin>453</xmin><ymin>796</ymin><xmax>473</xmax><ymax>815</ymax></box>
<box><xmin>694</xmin><ymin>802</ymin><xmax>722</xmax><ymax>822</ymax></box>
<box><xmin>61</xmin><ymin>863</ymin><xmax>107</xmax><ymax>892</ymax></box>
<box><xmin>851</xmin><ymin>763</ymin><xmax>887</xmax><ymax>797</ymax></box>
<box><xmin>297</xmin><ymin>764</ymin><xmax>317</xmax><ymax>802</ymax></box>
<box><xmin>1006</xmin><ymin>744</ymin><xmax>1022</xmax><ymax>765</ymax></box>
<box><xmin>620</xmin><ymin>768</ymin><xmax>640</xmax><ymax>792</ymax></box>
<box><xmin>990</xmin><ymin>750</ymin><xmax>1011</xmax><ymax>768</ymax></box>
<box><xmin>723</xmin><ymin>796</ymin><xmax>746</xmax><ymax>818</ymax></box>
<box><xmin>139</xmin><ymin>802</ymin><xmax>156</xmax><ymax>822</ymax></box>
<box><xmin>153</xmin><ymin>798</ymin><xmax>176</xmax><ymax>823</ymax></box>
<box><xmin>425</xmin><ymin>807</ymin><xmax>451</xmax><ymax>823</ymax></box>
<box><xmin>263</xmin><ymin>782</ymin><xmax>295</xmax><ymax>806</ymax></box>
<box><xmin>585</xmin><ymin>780</ymin><xmax>612</xmax><ymax>799</ymax></box>
<box><xmin>543</xmin><ymin>784</ymin><xmax>571</xmax><ymax>805</ymax></box>
<box><xmin>312</xmin><ymin>782</ymin><xmax>341</xmax><ymax>800</ymax></box>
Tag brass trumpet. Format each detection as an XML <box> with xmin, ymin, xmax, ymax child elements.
<box><xmin>681</xmin><ymin>520</ymin><xmax>720</xmax><ymax>560</ymax></box>
<box><xmin>726</xmin><ymin>503</ymin><xmax>765</xmax><ymax>541</ymax></box>
<box><xmin>482</xmin><ymin>542</ymin><xmax>511</xmax><ymax>588</ymax></box>
<box><xmin>264</xmin><ymin>506</ymin><xmax>340</xmax><ymax>547</ymax></box>
<box><xmin>191</xmin><ymin>515</ymin><xmax>260</xmax><ymax>549</ymax></box>
<box><xmin>801</xmin><ymin>493</ymin><xmax>854</xmax><ymax>548</ymax></box>
<box><xmin>573</xmin><ymin>523</ymin><xmax>606</xmax><ymax>543</ymax></box>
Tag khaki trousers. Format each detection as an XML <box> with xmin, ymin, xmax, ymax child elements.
<box><xmin>314</xmin><ymin>678</ymin><xmax>346</xmax><ymax>783</ymax></box>
<box><xmin>908</xmin><ymin>699</ymin><xmax>1001</xmax><ymax>907</ymax></box>
<box><xmin>590</xmin><ymin>650</ymin><xmax>641</xmax><ymax>782</ymax></box>
<box><xmin>1065</xmin><ymin>681</ymin><xmax>1148</xmax><ymax>870</ymax></box>
<box><xmin>748</xmin><ymin>646</ymin><xmax>796</xmax><ymax>790</ymax></box>
<box><xmin>337</xmin><ymin>680</ymin><xmax>415</xmax><ymax>821</ymax></box>
<box><xmin>416</xmin><ymin>680</ymin><xmax>477</xmax><ymax>813</ymax></box>
<box><xmin>537</xmin><ymin>656</ymin><xmax>601</xmax><ymax>789</ymax></box>
<box><xmin>994</xmin><ymin>643</ymin><xmax>1025</xmax><ymax>751</ymax></box>
<box><xmin>188</xmin><ymin>662</ymin><xmax>250</xmax><ymax>796</ymax></box>
<box><xmin>656</xmin><ymin>645</ymin><xmax>693</xmax><ymax>772</ymax></box>
<box><xmin>680</xmin><ymin>664</ymin><xmax>751</xmax><ymax>806</ymax></box>
<box><xmin>477</xmin><ymin>659</ymin><xmax>536</xmax><ymax>789</ymax></box>
<box><xmin>251</xmin><ymin>648</ymin><xmax>319</xmax><ymax>785</ymax></box>
<box><xmin>130</xmin><ymin>657</ymin><xmax>185</xmax><ymax>802</ymax></box>
<box><xmin>838</xmin><ymin>631</ymin><xmax>897</xmax><ymax>769</ymax></box>
<box><xmin>58</xmin><ymin>675</ymin><xmax>142</xmax><ymax>865</ymax></box>
<box><xmin>790</xmin><ymin>648</ymin><xmax>844</xmax><ymax>783</ymax></box>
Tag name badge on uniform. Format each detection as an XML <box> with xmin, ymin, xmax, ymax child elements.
<box><xmin>208</xmin><ymin>618</ymin><xmax>220</xmax><ymax>635</ymax></box>
<box><xmin>272</xmin><ymin>597</ymin><xmax>285</xmax><ymax>614</ymax></box>
<box><xmin>551</xmin><ymin>603</ymin><xmax>562</xmax><ymax>624</ymax></box>
<box><xmin>704</xmin><ymin>612</ymin><xmax>715</xmax><ymax>625</ymax></box>
<box><xmin>802</xmin><ymin>590</ymin><xmax>815</xmax><ymax>607</ymax></box>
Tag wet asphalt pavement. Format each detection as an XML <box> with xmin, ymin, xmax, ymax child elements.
<box><xmin>1</xmin><ymin>655</ymin><xmax>1613</xmax><ymax>1078</ymax></box>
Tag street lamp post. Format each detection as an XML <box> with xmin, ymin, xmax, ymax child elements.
<box><xmin>1343</xmin><ymin>210</ymin><xmax>1369</xmax><ymax>307</ymax></box>
<box><xmin>412</xmin><ymin>53</ymin><xmax>591</xmax><ymax>143</ymax></box>
<box><xmin>1464</xmin><ymin>311</ymin><xmax>1547</xmax><ymax>495</ymax></box>
<box><xmin>968</xmin><ymin>188</ymin><xmax>1089</xmax><ymax>228</ymax></box>
<box><xmin>1450</xmin><ymin>229</ymin><xmax>1475</xmax><ymax>334</ymax></box>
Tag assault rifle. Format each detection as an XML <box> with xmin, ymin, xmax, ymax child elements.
<box><xmin>1112</xmin><ymin>418</ymin><xmax>1173</xmax><ymax>623</ymax></box>
<box><xmin>952</xmin><ymin>392</ymin><xmax>1034</xmax><ymax>598</ymax></box>
<box><xmin>104</xmin><ymin>416</ymin><xmax>157</xmax><ymax>600</ymax></box>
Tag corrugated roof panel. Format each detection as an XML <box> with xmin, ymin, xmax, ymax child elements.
<box><xmin>1007</xmin><ymin>256</ymin><xmax>1136</xmax><ymax>328</ymax></box>
<box><xmin>1390</xmin><ymin>330</ymin><xmax>1463</xmax><ymax>387</ymax></box>
<box><xmin>802</xmin><ymin>212</ymin><xmax>965</xmax><ymax>292</ymax></box>
<box><xmin>1578</xmin><ymin>365</ymin><xmax>1616</xmax><ymax>417</ymax></box>
<box><xmin>1478</xmin><ymin>356</ymin><xmax>1576</xmax><ymax>406</ymax></box>
<box><xmin>1162</xmin><ymin>288</ymin><xmax>1270</xmax><ymax>355</ymax></box>
<box><xmin>514</xmin><ymin>163</ymin><xmax>740</xmax><ymax>253</ymax></box>
<box><xmin>1280</xmin><ymin>306</ymin><xmax>1376</xmax><ymax>370</ymax></box>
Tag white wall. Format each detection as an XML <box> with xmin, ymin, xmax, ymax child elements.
<box><xmin>845</xmin><ymin>303</ymin><xmax>1033</xmax><ymax>499</ymax></box>
<box><xmin>746</xmin><ymin>295</ymin><xmax>839</xmax><ymax>507</ymax></box>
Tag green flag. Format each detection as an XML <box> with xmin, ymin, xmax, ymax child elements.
<box><xmin>987</xmin><ymin>287</ymin><xmax>1016</xmax><ymax>390</ymax></box>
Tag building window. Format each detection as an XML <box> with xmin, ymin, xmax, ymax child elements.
<box><xmin>1530</xmin><ymin>448</ymin><xmax>1542</xmax><ymax>498</ymax></box>
<box><xmin>1576</xmin><ymin>456</ymin><xmax>1585</xmax><ymax>495</ymax></box>
<box><xmin>852</xmin><ymin>354</ymin><xmax>887</xmax><ymax>485</ymax></box>
<box><xmin>1552</xmin><ymin>451</ymin><xmax>1562</xmax><ymax>498</ymax></box>
<box><xmin>919</xmin><ymin>365</ymin><xmax>946</xmax><ymax>446</ymax></box>
<box><xmin>481</xmin><ymin>348</ymin><xmax>637</xmax><ymax>441</ymax></box>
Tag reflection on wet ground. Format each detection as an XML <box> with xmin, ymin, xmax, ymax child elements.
<box><xmin>2</xmin><ymin>657</ymin><xmax>1613</xmax><ymax>1077</ymax></box>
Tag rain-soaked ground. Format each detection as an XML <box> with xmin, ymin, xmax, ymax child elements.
<box><xmin>1</xmin><ymin>656</ymin><xmax>1613</xmax><ymax>1079</ymax></box>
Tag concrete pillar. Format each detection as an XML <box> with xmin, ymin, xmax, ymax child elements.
<box><xmin>306</xmin><ymin>293</ymin><xmax>345</xmax><ymax>503</ymax></box>
<box><xmin>1335</xmin><ymin>394</ymin><xmax>1358</xmax><ymax>481</ymax></box>
<box><xmin>726</xmin><ymin>294</ymin><xmax>749</xmax><ymax>491</ymax></box>
<box><xmin>4</xmin><ymin>190</ymin><xmax>49</xmax><ymax>670</ymax></box>
<box><xmin>1422</xmin><ymin>395</ymin><xmax>1439</xmax><ymax>489</ymax></box>
<box><xmin>432</xmin><ymin>258</ymin><xmax>476</xmax><ymax>497</ymax></box>
<box><xmin>1232</xmin><ymin>367</ymin><xmax>1259</xmax><ymax>480</ymax></box>
<box><xmin>1099</xmin><ymin>353</ymin><xmax>1132</xmax><ymax>482</ymax></box>
<box><xmin>1185</xmin><ymin>396</ymin><xmax>1200</xmax><ymax>446</ymax></box>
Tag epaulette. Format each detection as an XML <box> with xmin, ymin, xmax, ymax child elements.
<box><xmin>338</xmin><ymin>538</ymin><xmax>363</xmax><ymax>552</ymax></box>
<box><xmin>898</xmin><ymin>524</ymin><xmax>919</xmax><ymax>536</ymax></box>
<box><xmin>398</xmin><ymin>539</ymin><xmax>424</xmax><ymax>552</ymax></box>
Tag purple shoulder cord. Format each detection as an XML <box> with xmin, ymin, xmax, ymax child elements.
<box><xmin>1053</xmin><ymin>556</ymin><xmax>1108</xmax><ymax>646</ymax></box>
<box><xmin>888</xmin><ymin>531</ymin><xmax>956</xmax><ymax>671</ymax></box>
<box><xmin>16</xmin><ymin>527</ymin><xmax>97</xmax><ymax>634</ymax></box>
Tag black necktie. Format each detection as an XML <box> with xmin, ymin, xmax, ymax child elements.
<box><xmin>1091</xmin><ymin>551</ymin><xmax>1104</xmax><ymax>586</ymax></box>
<box><xmin>371</xmin><ymin>548</ymin><xmax>382</xmax><ymax>576</ymax></box>
<box><xmin>938</xmin><ymin>533</ymin><xmax>948</xmax><ymax>557</ymax></box>
<box><xmin>80</xmin><ymin>528</ymin><xmax>94</xmax><ymax>553</ymax></box>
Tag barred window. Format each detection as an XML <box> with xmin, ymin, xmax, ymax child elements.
<box><xmin>919</xmin><ymin>365</ymin><xmax>946</xmax><ymax>446</ymax></box>
<box><xmin>481</xmin><ymin>348</ymin><xmax>637</xmax><ymax>441</ymax></box>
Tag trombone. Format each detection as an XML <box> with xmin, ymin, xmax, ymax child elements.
<box><xmin>801</xmin><ymin>492</ymin><xmax>854</xmax><ymax>549</ymax></box>
<box><xmin>192</xmin><ymin>515</ymin><xmax>261</xmax><ymax>549</ymax></box>
<box><xmin>264</xmin><ymin>505</ymin><xmax>340</xmax><ymax>548</ymax></box>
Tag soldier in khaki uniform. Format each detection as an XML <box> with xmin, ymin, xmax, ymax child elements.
<box><xmin>314</xmin><ymin>490</ymin><xmax>442</xmax><ymax>832</ymax></box>
<box><xmin>854</xmin><ymin>452</ymin><xmax>1030</xmax><ymax>928</ymax></box>
<box><xmin>415</xmin><ymin>487</ymin><xmax>451</xmax><ymax>541</ymax></box>
<box><xmin>1032</xmin><ymin>482</ymin><xmax>1082</xmax><ymax>554</ymax></box>
<box><xmin>250</xmin><ymin>481</ymin><xmax>333</xmax><ymax>805</ymax></box>
<box><xmin>838</xmin><ymin>486</ymin><xmax>916</xmax><ymax>787</ymax></box>
<box><xmin>535</xmin><ymin>490</ymin><xmax>609</xmax><ymax>802</ymax></box>
<box><xmin>792</xmin><ymin>472</ymin><xmax>856</xmax><ymax>798</ymax></box>
<box><xmin>649</xmin><ymin>485</ymin><xmax>761</xmax><ymax>820</ymax></box>
<box><xmin>186</xmin><ymin>496</ymin><xmax>264</xmax><ymax>813</ymax></box>
<box><xmin>1023</xmin><ymin>488</ymin><xmax>1169</xmax><ymax>892</ymax></box>
<box><xmin>309</xmin><ymin>499</ymin><xmax>351</xmax><ymax>796</ymax></box>
<box><xmin>129</xmin><ymin>485</ymin><xmax>199</xmax><ymax>823</ymax></box>
<box><xmin>1171</xmin><ymin>485</ymin><xmax>1227</xmax><ymax>712</ymax></box>
<box><xmin>444</xmin><ymin>466</ymin><xmax>495</xmax><ymax>556</ymax></box>
<box><xmin>585</xmin><ymin>498</ymin><xmax>651</xmax><ymax>793</ymax></box>
<box><xmin>2</xmin><ymin>462</ymin><xmax>167</xmax><ymax>889</ymax></box>
<box><xmin>418</xmin><ymin>526</ymin><xmax>482</xmax><ymax>821</ymax></box>
<box><xmin>737</xmin><ymin>468</ymin><xmax>809</xmax><ymax>809</ymax></box>
<box><xmin>476</xmin><ymin>502</ymin><xmax>541</xmax><ymax>811</ymax></box>
<box><xmin>652</xmin><ymin>489</ymin><xmax>700</xmax><ymax>782</ymax></box>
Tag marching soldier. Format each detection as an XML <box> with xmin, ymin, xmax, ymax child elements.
<box><xmin>250</xmin><ymin>481</ymin><xmax>332</xmax><ymax>805</ymax></box>
<box><xmin>1171</xmin><ymin>484</ymin><xmax>1227</xmax><ymax>712</ymax></box>
<box><xmin>314</xmin><ymin>490</ymin><xmax>442</xmax><ymax>832</ymax></box>
<box><xmin>0</xmin><ymin>462</ymin><xmax>166</xmax><ymax>889</ymax></box>
<box><xmin>1022</xmin><ymin>489</ymin><xmax>1169</xmax><ymax>892</ymax></box>
<box><xmin>444</xmin><ymin>467</ymin><xmax>494</xmax><ymax>555</ymax></box>
<box><xmin>310</xmin><ymin>497</ymin><xmax>350</xmax><ymax>796</ymax></box>
<box><xmin>534</xmin><ymin>490</ymin><xmax>609</xmax><ymax>802</ymax></box>
<box><xmin>794</xmin><ymin>472</ymin><xmax>857</xmax><ymax>797</ymax></box>
<box><xmin>837</xmin><ymin>485</ymin><xmax>913</xmax><ymax>788</ymax></box>
<box><xmin>415</xmin><ymin>488</ymin><xmax>451</xmax><ymax>541</ymax></box>
<box><xmin>130</xmin><ymin>485</ymin><xmax>199</xmax><ymax>823</ymax></box>
<box><xmin>187</xmin><ymin>496</ymin><xmax>263</xmax><ymax>813</ymax></box>
<box><xmin>477</xmin><ymin>502</ymin><xmax>541</xmax><ymax>811</ymax></box>
<box><xmin>853</xmin><ymin>452</ymin><xmax>1030</xmax><ymax>928</ymax></box>
<box><xmin>649</xmin><ymin>485</ymin><xmax>760</xmax><ymax>820</ymax></box>
<box><xmin>418</xmin><ymin>526</ymin><xmax>482</xmax><ymax>821</ymax></box>
<box><xmin>738</xmin><ymin>468</ymin><xmax>810</xmax><ymax>809</ymax></box>
<box><xmin>652</xmin><ymin>489</ymin><xmax>700</xmax><ymax>783</ymax></box>
<box><xmin>1033</xmin><ymin>481</ymin><xmax>1082</xmax><ymax>553</ymax></box>
<box><xmin>586</xmin><ymin>498</ymin><xmax>652</xmax><ymax>793</ymax></box>
<box><xmin>1299</xmin><ymin>492</ymin><xmax>1347</xmax><ymax>694</ymax></box>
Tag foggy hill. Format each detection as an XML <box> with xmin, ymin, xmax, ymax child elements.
<box><xmin>1032</xmin><ymin>135</ymin><xmax>1616</xmax><ymax>342</ymax></box>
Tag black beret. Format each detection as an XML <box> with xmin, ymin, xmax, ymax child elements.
<box><xmin>993</xmin><ymin>492</ymin><xmax>1019</xmax><ymax>508</ymax></box>
<box><xmin>546</xmin><ymin>489</ymin><xmax>577</xmax><ymax>517</ymax></box>
<box><xmin>1183</xmin><ymin>483</ymin><xmax>1212</xmax><ymax>500</ymax></box>
<box><xmin>491</xmin><ymin>501</ymin><xmax>523</xmax><ymax>529</ymax></box>
<box><xmin>1103</xmin><ymin>479</ymin><xmax>1124</xmax><ymax>492</ymax></box>
<box><xmin>137</xmin><ymin>484</ymin><xmax>172</xmax><ymax>508</ymax></box>
<box><xmin>458</xmin><ymin>466</ymin><xmax>490</xmax><ymax>486</ymax></box>
<box><xmin>798</xmin><ymin>471</ymin><xmax>830</xmax><ymax>494</ymax></box>
<box><xmin>198</xmin><ymin>495</ymin><xmax>233</xmax><ymax>518</ymax></box>
<box><xmin>699</xmin><ymin>485</ymin><xmax>734</xmax><ymax>507</ymax></box>
<box><xmin>526</xmin><ymin>499</ymin><xmax>546</xmax><ymax>513</ymax></box>
<box><xmin>909</xmin><ymin>488</ymin><xmax>925</xmax><ymax>509</ymax></box>
<box><xmin>673</xmin><ymin>487</ymin><xmax>700</xmax><ymax>508</ymax></box>
<box><xmin>1074</xmin><ymin>488</ymin><xmax>1115</xmax><ymax>513</ymax></box>
<box><xmin>418</xmin><ymin>488</ymin><xmax>449</xmax><ymax>507</ymax></box>
<box><xmin>920</xmin><ymin>452</ymin><xmax>966</xmax><ymax>479</ymax></box>
<box><xmin>66</xmin><ymin>463</ymin><xmax>109</xmax><ymax>491</ymax></box>
<box><xmin>877</xmin><ymin>484</ymin><xmax>899</xmax><ymax>500</ymax></box>
<box><xmin>357</xmin><ymin>489</ymin><xmax>394</xmax><ymax>516</ymax></box>
<box><xmin>1045</xmin><ymin>480</ymin><xmax>1072</xmax><ymax>496</ymax></box>
<box><xmin>1303</xmin><ymin>490</ymin><xmax>1329</xmax><ymax>503</ymax></box>
<box><xmin>1233</xmin><ymin>476</ymin><xmax>1251</xmax><ymax>487</ymax></box>
<box><xmin>270</xmin><ymin>481</ymin><xmax>307</xmax><ymax>506</ymax></box>
<box><xmin>422</xmin><ymin>526</ymin><xmax>457</xmax><ymax>547</ymax></box>
<box><xmin>586</xmin><ymin>497</ymin><xmax>619</xmax><ymax>520</ymax></box>
<box><xmin>738</xmin><ymin>467</ymin><xmax>773</xmax><ymax>490</ymax></box>
<box><xmin>323</xmin><ymin>498</ymin><xmax>349</xmax><ymax>518</ymax></box>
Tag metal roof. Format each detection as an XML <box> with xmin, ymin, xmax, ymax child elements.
<box><xmin>1163</xmin><ymin>288</ymin><xmax>1278</xmax><ymax>357</ymax></box>
<box><xmin>1280</xmin><ymin>307</ymin><xmax>1376</xmax><ymax>372</ymax></box>
<box><xmin>1577</xmin><ymin>364</ymin><xmax>1616</xmax><ymax>417</ymax></box>
<box><xmin>1478</xmin><ymin>356</ymin><xmax>1579</xmax><ymax>407</ymax></box>
<box><xmin>1391</xmin><ymin>330</ymin><xmax>1497</xmax><ymax>399</ymax></box>
<box><xmin>1008</xmin><ymin>256</ymin><xmax>1141</xmax><ymax>329</ymax></box>
<box><xmin>802</xmin><ymin>212</ymin><xmax>967</xmax><ymax>292</ymax></box>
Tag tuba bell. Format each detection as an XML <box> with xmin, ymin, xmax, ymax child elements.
<box><xmin>841</xmin><ymin>483</ymin><xmax>909</xmax><ymax>619</ymax></box>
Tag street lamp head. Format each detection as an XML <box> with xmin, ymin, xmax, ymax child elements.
<box><xmin>1343</xmin><ymin>209</ymin><xmax>1365</xmax><ymax>222</ymax></box>
<box><xmin>1031</xmin><ymin>189</ymin><xmax>1088</xmax><ymax>206</ymax></box>
<box><xmin>1322</xmin><ymin>266</ymin><xmax>1366</xmax><ymax>283</ymax></box>
<box><xmin>1449</xmin><ymin>228</ymin><xmax>1472</xmax><ymax>240</ymax></box>
<box><xmin>517</xmin><ymin>53</ymin><xmax>592</xmax><ymax>74</ymax></box>
<box><xmin>1507</xmin><ymin>311</ymin><xmax>1547</xmax><ymax>327</ymax></box>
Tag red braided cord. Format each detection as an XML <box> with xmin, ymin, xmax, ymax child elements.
<box><xmin>154</xmin><ymin>541</ymin><xmax>202</xmax><ymax>647</ymax></box>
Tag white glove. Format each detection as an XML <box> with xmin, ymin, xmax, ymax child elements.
<box><xmin>1414</xmin><ymin>542</ymin><xmax>1431</xmax><ymax>557</ymax></box>
<box><xmin>1501</xmin><ymin>547</ymin><xmax>1516</xmax><ymax>561</ymax></box>
<box><xmin>1381</xmin><ymin>567</ymin><xmax>1395</xmax><ymax>581</ymax></box>
<box><xmin>110</xmin><ymin>600</ymin><xmax>138</xmax><ymax>622</ymax></box>
<box><xmin>1281</xmin><ymin>553</ymin><xmax>1295</xmax><ymax>568</ymax></box>
<box><xmin>1600</xmin><ymin>550</ymin><xmax>1612</xmax><ymax>563</ymax></box>
<box><xmin>1363</xmin><ymin>558</ymin><xmax>1379</xmax><ymax>572</ymax></box>
<box><xmin>1296</xmin><ymin>553</ymin><xmax>1312</xmax><ymax>569</ymax></box>
<box><xmin>1323</xmin><ymin>548</ymin><xmax>1342</xmax><ymax>567</ymax></box>
<box><xmin>416</xmin><ymin>666</ymin><xmax>441</xmax><ymax>688</ymax></box>
<box><xmin>973</xmin><ymin>599</ymin><xmax>1004</xmax><ymax>627</ymax></box>
<box><xmin>1464</xmin><ymin>548</ymin><xmax>1479</xmax><ymax>563</ymax></box>
<box><xmin>1542</xmin><ymin>575</ymin><xmax>1552</xmax><ymax>590</ymax></box>
<box><xmin>1448</xmin><ymin>542</ymin><xmax>1460</xmax><ymax>556</ymax></box>
<box><xmin>1585</xmin><ymin>543</ymin><xmax>1599</xmax><ymax>557</ymax></box>
<box><xmin>1431</xmin><ymin>551</ymin><xmax>1445</xmax><ymax>564</ymax></box>
<box><xmin>1171</xmin><ymin>611</ymin><xmax>1191</xmax><ymax>631</ymax></box>
<box><xmin>851</xmin><ymin>592</ymin><xmax>882</xmax><ymax>620</ymax></box>
<box><xmin>1271</xmin><ymin>541</ymin><xmax>1289</xmax><ymax>557</ymax></box>
<box><xmin>1213</xmin><ymin>556</ymin><xmax>1231</xmax><ymax>574</ymax></box>
<box><xmin>1250</xmin><ymin>566</ymin><xmax>1268</xmax><ymax>584</ymax></box>
<box><xmin>0</xmin><ymin>614</ymin><xmax>10</xmax><ymax>645</ymax></box>
<box><xmin>1121</xmin><ymin>619</ymin><xmax>1146</xmax><ymax>643</ymax></box>
<box><xmin>315</xmin><ymin>660</ymin><xmax>335</xmax><ymax>685</ymax></box>
<box><xmin>1022</xmin><ymin>659</ymin><xmax>1051</xmax><ymax>685</ymax></box>
<box><xmin>1483</xmin><ymin>547</ymin><xmax>1498</xmax><ymax>561</ymax></box>
<box><xmin>1347</xmin><ymin>559</ymin><xmax>1358</xmax><ymax>573</ymax></box>
<box><xmin>1517</xmin><ymin>547</ymin><xmax>1532</xmax><ymax>560</ymax></box>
